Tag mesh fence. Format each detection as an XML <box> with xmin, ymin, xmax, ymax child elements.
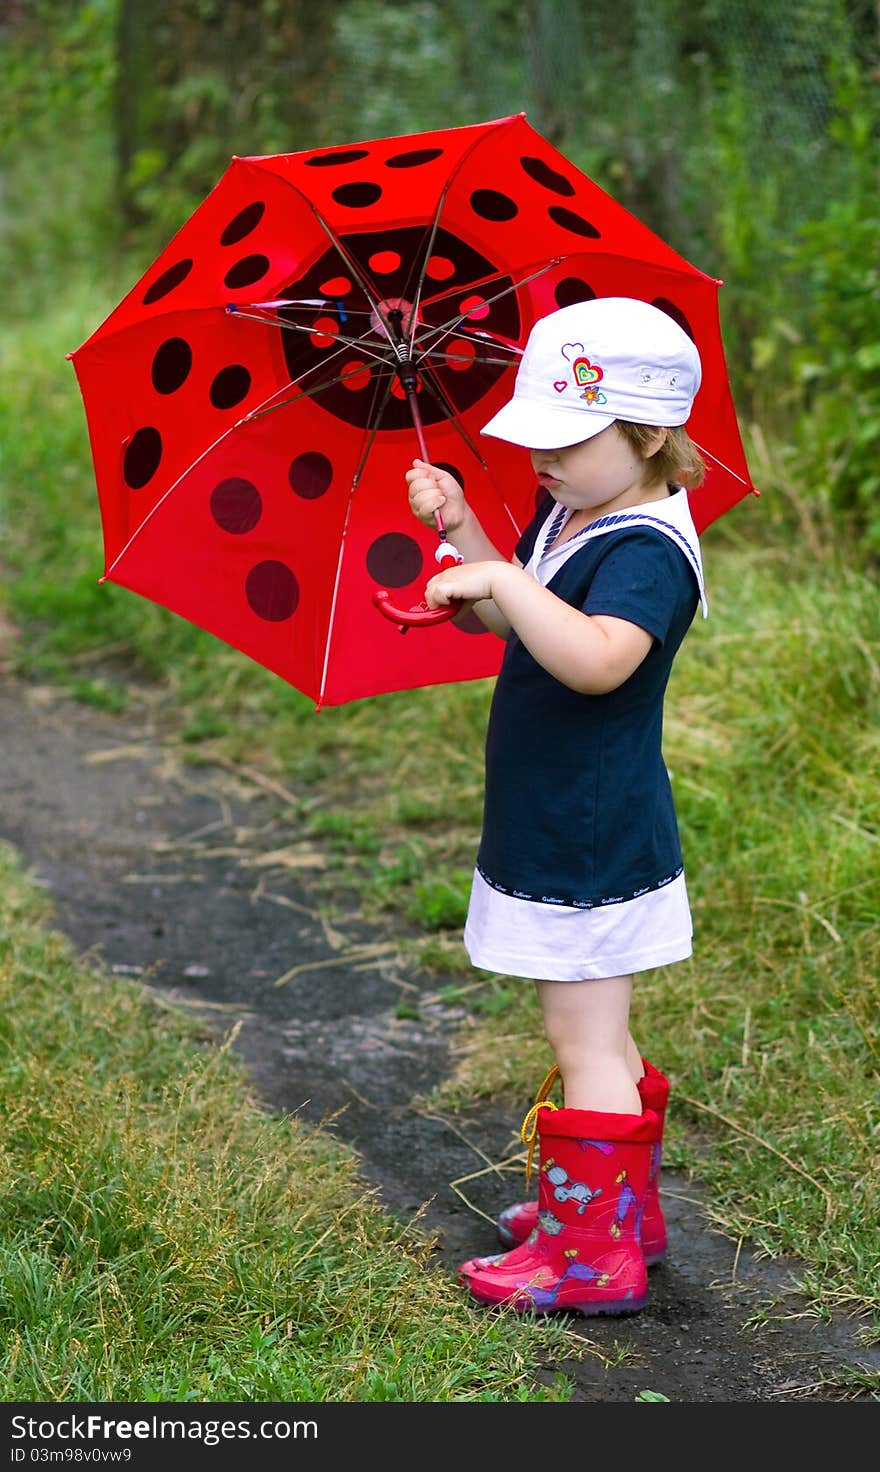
<box><xmin>324</xmin><ymin>0</ymin><xmax>874</xmax><ymax>262</ymax></box>
<box><xmin>5</xmin><ymin>0</ymin><xmax>877</xmax><ymax>393</ymax></box>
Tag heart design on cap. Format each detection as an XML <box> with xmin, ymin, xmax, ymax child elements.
<box><xmin>553</xmin><ymin>380</ymin><xmax>567</xmax><ymax>393</ymax></box>
<box><xmin>572</xmin><ymin>355</ymin><xmax>603</xmax><ymax>387</ymax></box>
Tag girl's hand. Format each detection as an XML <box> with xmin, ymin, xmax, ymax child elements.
<box><xmin>405</xmin><ymin>458</ymin><xmax>467</xmax><ymax>532</ymax></box>
<box><xmin>424</xmin><ymin>560</ymin><xmax>502</xmax><ymax>608</ymax></box>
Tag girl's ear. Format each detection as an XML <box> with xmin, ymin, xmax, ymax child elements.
<box><xmin>645</xmin><ymin>426</ymin><xmax>668</xmax><ymax>457</ymax></box>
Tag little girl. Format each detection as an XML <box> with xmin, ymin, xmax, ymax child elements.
<box><xmin>405</xmin><ymin>296</ymin><xmax>707</xmax><ymax>1317</ymax></box>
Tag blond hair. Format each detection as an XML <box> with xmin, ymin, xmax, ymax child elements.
<box><xmin>617</xmin><ymin>422</ymin><xmax>706</xmax><ymax>490</ymax></box>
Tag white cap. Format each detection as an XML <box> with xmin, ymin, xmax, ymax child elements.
<box><xmin>481</xmin><ymin>296</ymin><xmax>702</xmax><ymax>449</ymax></box>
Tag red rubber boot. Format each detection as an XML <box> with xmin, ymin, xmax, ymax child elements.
<box><xmin>490</xmin><ymin>1061</ymin><xmax>669</xmax><ymax>1265</ymax></box>
<box><xmin>461</xmin><ymin>1099</ymin><xmax>657</xmax><ymax>1316</ymax></box>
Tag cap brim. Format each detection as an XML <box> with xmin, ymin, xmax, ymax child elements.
<box><xmin>480</xmin><ymin>397</ymin><xmax>615</xmax><ymax>449</ymax></box>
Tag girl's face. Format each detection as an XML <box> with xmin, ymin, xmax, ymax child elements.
<box><xmin>529</xmin><ymin>424</ymin><xmax>667</xmax><ymax>518</ymax></box>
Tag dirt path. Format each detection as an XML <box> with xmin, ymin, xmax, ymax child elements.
<box><xmin>2</xmin><ymin>673</ymin><xmax>875</xmax><ymax>1402</ymax></box>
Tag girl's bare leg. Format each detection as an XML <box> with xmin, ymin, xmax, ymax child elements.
<box><xmin>536</xmin><ymin>976</ymin><xmax>641</xmax><ymax>1114</ymax></box>
<box><xmin>626</xmin><ymin>1033</ymin><xmax>645</xmax><ymax>1082</ymax></box>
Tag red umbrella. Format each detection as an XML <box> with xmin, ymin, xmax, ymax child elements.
<box><xmin>69</xmin><ymin>113</ymin><xmax>755</xmax><ymax>708</ymax></box>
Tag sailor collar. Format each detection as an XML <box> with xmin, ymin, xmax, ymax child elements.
<box><xmin>534</xmin><ymin>488</ymin><xmax>708</xmax><ymax>618</ymax></box>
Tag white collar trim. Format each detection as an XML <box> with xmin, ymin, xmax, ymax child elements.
<box><xmin>536</xmin><ymin>489</ymin><xmax>708</xmax><ymax>618</ymax></box>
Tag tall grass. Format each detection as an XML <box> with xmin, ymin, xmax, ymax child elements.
<box><xmin>0</xmin><ymin>844</ymin><xmax>585</xmax><ymax>1401</ymax></box>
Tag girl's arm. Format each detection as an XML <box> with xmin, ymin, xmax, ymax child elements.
<box><xmin>406</xmin><ymin>460</ymin><xmax>517</xmax><ymax>638</ymax></box>
<box><xmin>424</xmin><ymin>560</ymin><xmax>653</xmax><ymax>694</ymax></box>
<box><xmin>442</xmin><ymin>505</ymin><xmax>521</xmax><ymax>638</ymax></box>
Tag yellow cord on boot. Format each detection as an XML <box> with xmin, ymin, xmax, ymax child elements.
<box><xmin>520</xmin><ymin>1064</ymin><xmax>561</xmax><ymax>1189</ymax></box>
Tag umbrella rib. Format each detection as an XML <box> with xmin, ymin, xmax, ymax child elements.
<box><xmin>104</xmin><ymin>414</ymin><xmax>261</xmax><ymax>580</ymax></box>
<box><xmin>418</xmin><ymin>347</ymin><xmax>521</xmax><ymax>369</ymax></box>
<box><xmin>414</xmin><ymin>323</ymin><xmax>521</xmax><ymax>374</ymax></box>
<box><xmin>309</xmin><ymin>208</ymin><xmax>401</xmax><ymax>356</ymax></box>
<box><xmin>418</xmin><ymin>264</ymin><xmax>531</xmax><ymax>312</ymax></box>
<box><xmin>404</xmin><ymin>209</ymin><xmax>446</xmax><ymax>358</ymax></box>
<box><xmin>405</xmin><ymin>113</ymin><xmax>524</xmax><ymax>357</ymax></box>
<box><xmin>243</xmin><ymin>361</ymin><xmax>395</xmax><ymax>425</ymax></box>
<box><xmin>456</xmin><ymin>325</ymin><xmax>523</xmax><ymax>356</ymax></box>
<box><xmin>226</xmin><ymin>307</ymin><xmax>392</xmax><ymax>365</ymax></box>
<box><xmin>417</xmin><ymin>260</ymin><xmax>561</xmax><ymax>354</ymax></box>
<box><xmin>415</xmin><ymin>366</ymin><xmax>489</xmax><ymax>468</ymax></box>
<box><xmin>351</xmin><ymin>373</ymin><xmax>396</xmax><ymax>488</ymax></box>
<box><xmin>689</xmin><ymin>440</ymin><xmax>754</xmax><ymax>490</ymax></box>
<box><xmin>247</xmin><ymin>296</ymin><xmax>375</xmax><ymax>318</ymax></box>
<box><xmin>103</xmin><ymin>355</ymin><xmax>395</xmax><ymax>579</ymax></box>
<box><xmin>317</xmin><ymin>375</ymin><xmax>396</xmax><ymax>710</ymax></box>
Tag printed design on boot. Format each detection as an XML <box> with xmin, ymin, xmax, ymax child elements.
<box><xmin>576</xmin><ymin>1138</ymin><xmax>615</xmax><ymax>1156</ymax></box>
<box><xmin>609</xmin><ymin>1170</ymin><xmax>637</xmax><ymax>1239</ymax></box>
<box><xmin>649</xmin><ymin>1139</ymin><xmax>662</xmax><ymax>1182</ymax></box>
<box><xmin>464</xmin><ymin>1103</ymin><xmax>654</xmax><ymax>1314</ymax></box>
<box><xmin>545</xmin><ymin>1159</ymin><xmax>602</xmax><ymax>1214</ymax></box>
<box><xmin>525</xmin><ymin>1260</ymin><xmax>611</xmax><ymax>1310</ymax></box>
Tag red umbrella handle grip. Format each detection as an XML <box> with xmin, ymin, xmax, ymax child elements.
<box><xmin>373</xmin><ymin>589</ymin><xmax>464</xmax><ymax>629</ymax></box>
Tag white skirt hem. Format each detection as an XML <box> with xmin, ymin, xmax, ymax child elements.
<box><xmin>463</xmin><ymin>866</ymin><xmax>694</xmax><ymax>982</ymax></box>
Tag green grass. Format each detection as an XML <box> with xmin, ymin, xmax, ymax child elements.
<box><xmin>2</xmin><ymin>283</ymin><xmax>878</xmax><ymax>1393</ymax></box>
<box><xmin>0</xmin><ymin>844</ymin><xmax>591</xmax><ymax>1402</ymax></box>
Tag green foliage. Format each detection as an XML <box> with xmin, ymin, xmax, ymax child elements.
<box><xmin>114</xmin><ymin>0</ymin><xmax>347</xmax><ymax>238</ymax></box>
<box><xmin>0</xmin><ymin>0</ymin><xmax>117</xmax><ymax>145</ymax></box>
<box><xmin>780</xmin><ymin>66</ymin><xmax>880</xmax><ymax>553</ymax></box>
<box><xmin>0</xmin><ymin>1</ymin><xmax>118</xmax><ymax>297</ymax></box>
<box><xmin>410</xmin><ymin>870</ymin><xmax>472</xmax><ymax>931</ymax></box>
<box><xmin>68</xmin><ymin>676</ymin><xmax>129</xmax><ymax>712</ymax></box>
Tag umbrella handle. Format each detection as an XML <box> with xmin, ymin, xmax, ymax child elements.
<box><xmin>372</xmin><ymin>589</ymin><xmax>464</xmax><ymax>630</ymax></box>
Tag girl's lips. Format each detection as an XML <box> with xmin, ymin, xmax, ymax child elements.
<box><xmin>536</xmin><ymin>473</ymin><xmax>559</xmax><ymax>488</ymax></box>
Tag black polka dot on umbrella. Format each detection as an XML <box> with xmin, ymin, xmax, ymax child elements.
<box><xmin>520</xmin><ymin>156</ymin><xmax>575</xmax><ymax>196</ymax></box>
<box><xmin>210</xmin><ymin>477</ymin><xmax>262</xmax><ymax>534</ymax></box>
<box><xmin>548</xmin><ymin>206</ymin><xmax>600</xmax><ymax>238</ymax></box>
<box><xmin>224</xmin><ymin>254</ymin><xmax>270</xmax><ymax>290</ymax></box>
<box><xmin>245</xmin><ymin>561</ymin><xmax>299</xmax><ymax>621</ymax></box>
<box><xmin>220</xmin><ymin>201</ymin><xmax>265</xmax><ymax>246</ymax></box>
<box><xmin>305</xmin><ymin>149</ymin><xmax>370</xmax><ymax>167</ymax></box>
<box><xmin>385</xmin><ymin>148</ymin><xmax>443</xmax><ymax>168</ymax></box>
<box><xmin>123</xmin><ymin>427</ymin><xmax>162</xmax><ymax>489</ymax></box>
<box><xmin>332</xmin><ymin>181</ymin><xmax>382</xmax><ymax>209</ymax></box>
<box><xmin>288</xmin><ymin>451</ymin><xmax>332</xmax><ymax>500</ymax></box>
<box><xmin>151</xmin><ymin>337</ymin><xmax>192</xmax><ymax>395</ymax></box>
<box><xmin>210</xmin><ymin>365</ymin><xmax>251</xmax><ymax>410</ymax></box>
<box><xmin>470</xmin><ymin>189</ymin><xmax>518</xmax><ymax>222</ymax></box>
<box><xmin>554</xmin><ymin>277</ymin><xmax>596</xmax><ymax>308</ymax></box>
<box><xmin>142</xmin><ymin>259</ymin><xmax>193</xmax><ymax>305</ymax></box>
<box><xmin>652</xmin><ymin>298</ymin><xmax>696</xmax><ymax>341</ymax></box>
<box><xmin>452</xmin><ymin>608</ymin><xmax>489</xmax><ymax>635</ymax></box>
<box><xmin>366</xmin><ymin>533</ymin><xmax>423</xmax><ymax>588</ymax></box>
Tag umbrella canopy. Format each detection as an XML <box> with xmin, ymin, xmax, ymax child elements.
<box><xmin>69</xmin><ymin>113</ymin><xmax>755</xmax><ymax>707</ymax></box>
